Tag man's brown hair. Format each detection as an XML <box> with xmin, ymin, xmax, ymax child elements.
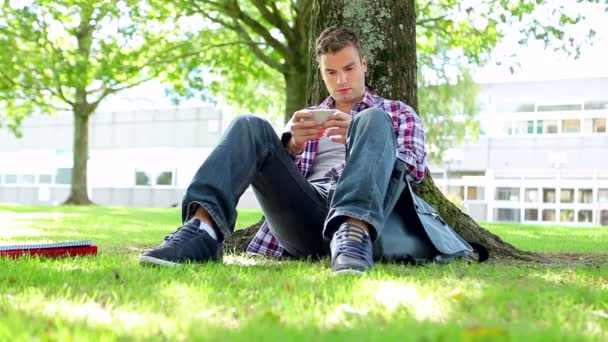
<box><xmin>314</xmin><ymin>26</ymin><xmax>364</xmax><ymax>62</ymax></box>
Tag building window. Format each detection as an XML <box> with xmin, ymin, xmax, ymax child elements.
<box><xmin>495</xmin><ymin>187</ymin><xmax>519</xmax><ymax>201</ymax></box>
<box><xmin>466</xmin><ymin>186</ymin><xmax>484</xmax><ymax>200</ymax></box>
<box><xmin>135</xmin><ymin>171</ymin><xmax>151</xmax><ymax>186</ymax></box>
<box><xmin>430</xmin><ymin>172</ymin><xmax>444</xmax><ymax>180</ymax></box>
<box><xmin>156</xmin><ymin>171</ymin><xmax>174</xmax><ymax>186</ymax></box>
<box><xmin>448</xmin><ymin>186</ymin><xmax>464</xmax><ymax>200</ymax></box>
<box><xmin>599</xmin><ymin>189</ymin><xmax>608</xmax><ymax>203</ymax></box>
<box><xmin>525</xmin><ymin>188</ymin><xmax>538</xmax><ymax>203</ymax></box>
<box><xmin>537</xmin><ymin>104</ymin><xmax>582</xmax><ymax>112</ymax></box>
<box><xmin>543</xmin><ymin>188</ymin><xmax>556</xmax><ymax>203</ymax></box>
<box><xmin>578</xmin><ymin>189</ymin><xmax>593</xmax><ymax>204</ymax></box>
<box><xmin>39</xmin><ymin>175</ymin><xmax>53</xmax><ymax>184</ymax></box>
<box><xmin>135</xmin><ymin>170</ymin><xmax>174</xmax><ymax>186</ymax></box>
<box><xmin>527</xmin><ymin>120</ymin><xmax>534</xmax><ymax>134</ymax></box>
<box><xmin>513</xmin><ymin>121</ymin><xmax>528</xmax><ymax>135</ymax></box>
<box><xmin>516</xmin><ymin>104</ymin><xmax>535</xmax><ymax>112</ymax></box>
<box><xmin>5</xmin><ymin>175</ymin><xmax>18</xmax><ymax>184</ymax></box>
<box><xmin>55</xmin><ymin>168</ymin><xmax>72</xmax><ymax>185</ymax></box>
<box><xmin>601</xmin><ymin>210</ymin><xmax>608</xmax><ymax>226</ymax></box>
<box><xmin>584</xmin><ymin>101</ymin><xmax>608</xmax><ymax>110</ymax></box>
<box><xmin>494</xmin><ymin>208</ymin><xmax>520</xmax><ymax>222</ymax></box>
<box><xmin>560</xmin><ymin>189</ymin><xmax>574</xmax><ymax>203</ymax></box>
<box><xmin>525</xmin><ymin>209</ymin><xmax>538</xmax><ymax>221</ymax></box>
<box><xmin>542</xmin><ymin>120</ymin><xmax>558</xmax><ymax>134</ymax></box>
<box><xmin>578</xmin><ymin>210</ymin><xmax>592</xmax><ymax>223</ymax></box>
<box><xmin>593</xmin><ymin>118</ymin><xmax>606</xmax><ymax>133</ymax></box>
<box><xmin>536</xmin><ymin>120</ymin><xmax>543</xmax><ymax>134</ymax></box>
<box><xmin>560</xmin><ymin>209</ymin><xmax>575</xmax><ymax>222</ymax></box>
<box><xmin>542</xmin><ymin>209</ymin><xmax>556</xmax><ymax>222</ymax></box>
<box><xmin>503</xmin><ymin>121</ymin><xmax>513</xmax><ymax>135</ymax></box>
<box><xmin>561</xmin><ymin>119</ymin><xmax>580</xmax><ymax>133</ymax></box>
<box><xmin>19</xmin><ymin>175</ymin><xmax>35</xmax><ymax>184</ymax></box>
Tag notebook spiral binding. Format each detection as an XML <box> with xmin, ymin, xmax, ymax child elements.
<box><xmin>0</xmin><ymin>240</ymin><xmax>97</xmax><ymax>258</ymax></box>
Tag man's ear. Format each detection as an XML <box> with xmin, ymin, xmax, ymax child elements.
<box><xmin>362</xmin><ymin>56</ymin><xmax>368</xmax><ymax>72</ymax></box>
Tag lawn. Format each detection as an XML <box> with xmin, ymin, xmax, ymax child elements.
<box><xmin>0</xmin><ymin>204</ymin><xmax>607</xmax><ymax>341</ymax></box>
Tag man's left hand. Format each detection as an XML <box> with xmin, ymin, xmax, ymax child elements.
<box><xmin>324</xmin><ymin>111</ymin><xmax>351</xmax><ymax>144</ymax></box>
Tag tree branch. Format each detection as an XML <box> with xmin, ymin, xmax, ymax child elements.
<box><xmin>194</xmin><ymin>6</ymin><xmax>284</xmax><ymax>72</ymax></box>
<box><xmin>193</xmin><ymin>0</ymin><xmax>291</xmax><ymax>60</ymax></box>
<box><xmin>90</xmin><ymin>76</ymin><xmax>156</xmax><ymax>107</ymax></box>
<box><xmin>250</xmin><ymin>0</ymin><xmax>295</xmax><ymax>43</ymax></box>
<box><xmin>417</xmin><ymin>14</ymin><xmax>449</xmax><ymax>26</ymax></box>
<box><xmin>230</xmin><ymin>19</ymin><xmax>285</xmax><ymax>72</ymax></box>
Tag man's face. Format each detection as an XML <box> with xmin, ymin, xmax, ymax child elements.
<box><xmin>319</xmin><ymin>45</ymin><xmax>368</xmax><ymax>109</ymax></box>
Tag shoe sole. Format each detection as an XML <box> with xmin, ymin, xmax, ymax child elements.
<box><xmin>333</xmin><ymin>268</ymin><xmax>365</xmax><ymax>276</ymax></box>
<box><xmin>139</xmin><ymin>255</ymin><xmax>182</xmax><ymax>267</ymax></box>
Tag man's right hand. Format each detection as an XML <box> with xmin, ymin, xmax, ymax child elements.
<box><xmin>288</xmin><ymin>111</ymin><xmax>324</xmax><ymax>154</ymax></box>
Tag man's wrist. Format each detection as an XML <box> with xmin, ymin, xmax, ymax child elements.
<box><xmin>288</xmin><ymin>137</ymin><xmax>304</xmax><ymax>155</ymax></box>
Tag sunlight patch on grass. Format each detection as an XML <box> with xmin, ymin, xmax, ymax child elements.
<box><xmin>0</xmin><ymin>226</ymin><xmax>50</xmax><ymax>238</ymax></box>
<box><xmin>7</xmin><ymin>289</ymin><xmax>166</xmax><ymax>337</ymax></box>
<box><xmin>157</xmin><ymin>282</ymin><xmax>244</xmax><ymax>329</ymax></box>
<box><xmin>0</xmin><ymin>212</ymin><xmax>82</xmax><ymax>238</ymax></box>
<box><xmin>223</xmin><ymin>254</ymin><xmax>284</xmax><ymax>267</ymax></box>
<box><xmin>372</xmin><ymin>281</ymin><xmax>446</xmax><ymax>320</ymax></box>
<box><xmin>0</xmin><ymin>212</ymin><xmax>81</xmax><ymax>223</ymax></box>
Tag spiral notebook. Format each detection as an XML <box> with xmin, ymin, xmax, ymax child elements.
<box><xmin>0</xmin><ymin>240</ymin><xmax>97</xmax><ymax>258</ymax></box>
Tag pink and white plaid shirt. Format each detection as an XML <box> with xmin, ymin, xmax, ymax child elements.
<box><xmin>246</xmin><ymin>88</ymin><xmax>427</xmax><ymax>257</ymax></box>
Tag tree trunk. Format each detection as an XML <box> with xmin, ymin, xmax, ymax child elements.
<box><xmin>63</xmin><ymin>109</ymin><xmax>94</xmax><ymax>205</ymax></box>
<box><xmin>227</xmin><ymin>0</ymin><xmax>535</xmax><ymax>260</ymax></box>
<box><xmin>283</xmin><ymin>62</ymin><xmax>310</xmax><ymax>122</ymax></box>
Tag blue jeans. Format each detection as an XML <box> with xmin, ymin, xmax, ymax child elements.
<box><xmin>181</xmin><ymin>108</ymin><xmax>399</xmax><ymax>258</ymax></box>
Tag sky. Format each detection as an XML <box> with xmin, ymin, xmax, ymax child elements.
<box><xmin>475</xmin><ymin>2</ymin><xmax>608</xmax><ymax>83</ymax></box>
<box><xmin>99</xmin><ymin>2</ymin><xmax>608</xmax><ymax>112</ymax></box>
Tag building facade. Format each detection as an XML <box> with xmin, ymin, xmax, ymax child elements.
<box><xmin>431</xmin><ymin>77</ymin><xmax>608</xmax><ymax>225</ymax></box>
<box><xmin>0</xmin><ymin>106</ymin><xmax>259</xmax><ymax>209</ymax></box>
<box><xmin>2</xmin><ymin>77</ymin><xmax>607</xmax><ymax>226</ymax></box>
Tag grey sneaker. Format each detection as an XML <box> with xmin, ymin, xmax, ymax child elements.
<box><xmin>140</xmin><ymin>219</ymin><xmax>222</xmax><ymax>266</ymax></box>
<box><xmin>330</xmin><ymin>222</ymin><xmax>374</xmax><ymax>275</ymax></box>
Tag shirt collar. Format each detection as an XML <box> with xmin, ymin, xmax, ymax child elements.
<box><xmin>318</xmin><ymin>87</ymin><xmax>374</xmax><ymax>111</ymax></box>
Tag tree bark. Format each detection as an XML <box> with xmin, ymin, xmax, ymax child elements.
<box><xmin>283</xmin><ymin>62</ymin><xmax>309</xmax><ymax>122</ymax></box>
<box><xmin>63</xmin><ymin>109</ymin><xmax>94</xmax><ymax>205</ymax></box>
<box><xmin>228</xmin><ymin>0</ymin><xmax>535</xmax><ymax>260</ymax></box>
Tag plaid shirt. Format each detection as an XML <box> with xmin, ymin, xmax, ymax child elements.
<box><xmin>246</xmin><ymin>88</ymin><xmax>427</xmax><ymax>257</ymax></box>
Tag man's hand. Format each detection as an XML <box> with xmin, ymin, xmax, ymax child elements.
<box><xmin>324</xmin><ymin>111</ymin><xmax>351</xmax><ymax>144</ymax></box>
<box><xmin>288</xmin><ymin>111</ymin><xmax>324</xmax><ymax>154</ymax></box>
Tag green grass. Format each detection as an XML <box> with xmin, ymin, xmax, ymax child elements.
<box><xmin>1</xmin><ymin>204</ymin><xmax>607</xmax><ymax>341</ymax></box>
<box><xmin>482</xmin><ymin>222</ymin><xmax>608</xmax><ymax>253</ymax></box>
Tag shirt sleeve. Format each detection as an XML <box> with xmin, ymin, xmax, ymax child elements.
<box><xmin>395</xmin><ymin>104</ymin><xmax>428</xmax><ymax>182</ymax></box>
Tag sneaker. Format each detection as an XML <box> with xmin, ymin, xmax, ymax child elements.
<box><xmin>140</xmin><ymin>219</ymin><xmax>222</xmax><ymax>267</ymax></box>
<box><xmin>330</xmin><ymin>222</ymin><xmax>374</xmax><ymax>275</ymax></box>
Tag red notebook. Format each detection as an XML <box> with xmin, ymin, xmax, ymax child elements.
<box><xmin>0</xmin><ymin>240</ymin><xmax>97</xmax><ymax>258</ymax></box>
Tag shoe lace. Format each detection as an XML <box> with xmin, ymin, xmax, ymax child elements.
<box><xmin>163</xmin><ymin>223</ymin><xmax>201</xmax><ymax>246</ymax></box>
<box><xmin>333</xmin><ymin>225</ymin><xmax>371</xmax><ymax>261</ymax></box>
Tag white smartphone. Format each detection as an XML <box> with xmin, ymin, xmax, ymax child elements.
<box><xmin>301</xmin><ymin>109</ymin><xmax>335</xmax><ymax>122</ymax></box>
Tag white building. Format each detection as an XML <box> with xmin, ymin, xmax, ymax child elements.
<box><xmin>2</xmin><ymin>77</ymin><xmax>607</xmax><ymax>226</ymax></box>
<box><xmin>0</xmin><ymin>106</ymin><xmax>259</xmax><ymax>208</ymax></box>
<box><xmin>431</xmin><ymin>77</ymin><xmax>608</xmax><ymax>226</ymax></box>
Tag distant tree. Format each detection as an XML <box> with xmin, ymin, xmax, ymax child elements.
<box><xmin>0</xmin><ymin>0</ymin><xmax>203</xmax><ymax>204</ymax></box>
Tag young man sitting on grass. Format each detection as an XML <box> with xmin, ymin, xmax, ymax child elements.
<box><xmin>140</xmin><ymin>26</ymin><xmax>427</xmax><ymax>274</ymax></box>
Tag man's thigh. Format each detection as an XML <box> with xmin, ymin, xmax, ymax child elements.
<box><xmin>251</xmin><ymin>155</ymin><xmax>330</xmax><ymax>258</ymax></box>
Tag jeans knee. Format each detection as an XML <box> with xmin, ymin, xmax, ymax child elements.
<box><xmin>231</xmin><ymin>114</ymin><xmax>272</xmax><ymax>133</ymax></box>
<box><xmin>351</xmin><ymin>108</ymin><xmax>392</xmax><ymax>133</ymax></box>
